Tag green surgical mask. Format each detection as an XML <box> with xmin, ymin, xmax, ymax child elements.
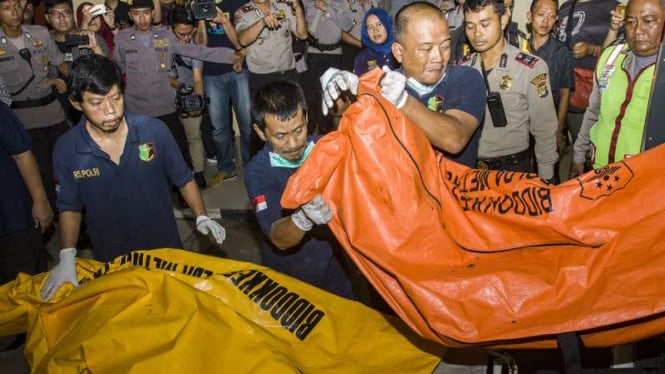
<box><xmin>269</xmin><ymin>141</ymin><xmax>315</xmax><ymax>168</ymax></box>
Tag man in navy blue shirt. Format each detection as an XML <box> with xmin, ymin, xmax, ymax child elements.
<box><xmin>244</xmin><ymin>80</ymin><xmax>354</xmax><ymax>299</ymax></box>
<box><xmin>321</xmin><ymin>1</ymin><xmax>486</xmax><ymax>168</ymax></box>
<box><xmin>40</xmin><ymin>55</ymin><xmax>226</xmax><ymax>300</ymax></box>
<box><xmin>0</xmin><ymin>82</ymin><xmax>51</xmax><ymax>285</ymax></box>
<box><xmin>0</xmin><ymin>80</ymin><xmax>51</xmax><ymax>350</ymax></box>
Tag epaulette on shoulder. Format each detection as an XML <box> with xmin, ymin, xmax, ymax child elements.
<box><xmin>241</xmin><ymin>4</ymin><xmax>255</xmax><ymax>12</ymax></box>
<box><xmin>515</xmin><ymin>52</ymin><xmax>539</xmax><ymax>68</ymax></box>
<box><xmin>459</xmin><ymin>53</ymin><xmax>473</xmax><ymax>65</ymax></box>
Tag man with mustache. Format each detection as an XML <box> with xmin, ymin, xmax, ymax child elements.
<box><xmin>40</xmin><ymin>55</ymin><xmax>226</xmax><ymax>301</ymax></box>
<box><xmin>572</xmin><ymin>0</ymin><xmax>665</xmax><ymax>175</ymax></box>
<box><xmin>244</xmin><ymin>80</ymin><xmax>355</xmax><ymax>299</ymax></box>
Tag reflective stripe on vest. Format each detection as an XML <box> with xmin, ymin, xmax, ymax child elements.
<box><xmin>590</xmin><ymin>44</ymin><xmax>654</xmax><ymax>168</ymax></box>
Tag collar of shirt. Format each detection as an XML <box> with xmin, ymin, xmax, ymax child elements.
<box><xmin>76</xmin><ymin>113</ymin><xmax>139</xmax><ymax>156</ymax></box>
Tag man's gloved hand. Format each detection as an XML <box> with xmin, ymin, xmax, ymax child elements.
<box><xmin>291</xmin><ymin>194</ymin><xmax>333</xmax><ymax>231</ymax></box>
<box><xmin>40</xmin><ymin>247</ymin><xmax>79</xmax><ymax>301</ymax></box>
<box><xmin>320</xmin><ymin>67</ymin><xmax>358</xmax><ymax>116</ymax></box>
<box><xmin>196</xmin><ymin>215</ymin><xmax>226</xmax><ymax>244</ymax></box>
<box><xmin>379</xmin><ymin>65</ymin><xmax>408</xmax><ymax>109</ymax></box>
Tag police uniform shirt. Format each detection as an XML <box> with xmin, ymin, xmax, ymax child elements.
<box><xmin>113</xmin><ymin>26</ymin><xmax>234</xmax><ymax>117</ymax></box>
<box><xmin>528</xmin><ymin>36</ymin><xmax>575</xmax><ymax>107</ymax></box>
<box><xmin>0</xmin><ymin>25</ymin><xmax>66</xmax><ymax>129</ymax></box>
<box><xmin>53</xmin><ymin>112</ymin><xmax>191</xmax><ymax>262</ymax></box>
<box><xmin>235</xmin><ymin>0</ymin><xmax>299</xmax><ymax>74</ymax></box>
<box><xmin>465</xmin><ymin>43</ymin><xmax>558</xmax><ymax>179</ymax></box>
<box><xmin>173</xmin><ymin>54</ymin><xmax>203</xmax><ymax>88</ymax></box>
<box><xmin>404</xmin><ymin>65</ymin><xmax>486</xmax><ymax>168</ymax></box>
<box><xmin>243</xmin><ymin>136</ymin><xmax>354</xmax><ymax>298</ymax></box>
<box><xmin>304</xmin><ymin>0</ymin><xmax>355</xmax><ymax>54</ymax></box>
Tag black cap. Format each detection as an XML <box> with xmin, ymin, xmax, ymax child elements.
<box><xmin>128</xmin><ymin>0</ymin><xmax>154</xmax><ymax>9</ymax></box>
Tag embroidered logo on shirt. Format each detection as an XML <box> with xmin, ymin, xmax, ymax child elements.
<box><xmin>72</xmin><ymin>168</ymin><xmax>101</xmax><ymax>179</ymax></box>
<box><xmin>138</xmin><ymin>143</ymin><xmax>156</xmax><ymax>162</ymax></box>
<box><xmin>253</xmin><ymin>195</ymin><xmax>268</xmax><ymax>212</ymax></box>
<box><xmin>531</xmin><ymin>72</ymin><xmax>549</xmax><ymax>98</ymax></box>
<box><xmin>515</xmin><ymin>52</ymin><xmax>538</xmax><ymax>68</ymax></box>
<box><xmin>427</xmin><ymin>96</ymin><xmax>444</xmax><ymax>113</ymax></box>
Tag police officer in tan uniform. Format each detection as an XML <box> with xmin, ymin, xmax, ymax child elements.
<box><xmin>302</xmin><ymin>0</ymin><xmax>355</xmax><ymax>133</ymax></box>
<box><xmin>463</xmin><ymin>0</ymin><xmax>557</xmax><ymax>181</ymax></box>
<box><xmin>113</xmin><ymin>0</ymin><xmax>235</xmax><ymax>166</ymax></box>
<box><xmin>235</xmin><ymin>0</ymin><xmax>307</xmax><ymax>95</ymax></box>
<box><xmin>0</xmin><ymin>0</ymin><xmax>69</xmax><ymax>212</ymax></box>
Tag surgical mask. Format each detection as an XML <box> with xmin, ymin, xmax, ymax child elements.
<box><xmin>406</xmin><ymin>73</ymin><xmax>446</xmax><ymax>96</ymax></box>
<box><xmin>269</xmin><ymin>141</ymin><xmax>315</xmax><ymax>168</ymax></box>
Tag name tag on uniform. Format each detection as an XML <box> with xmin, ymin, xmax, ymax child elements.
<box><xmin>125</xmin><ymin>48</ymin><xmax>138</xmax><ymax>54</ymax></box>
<box><xmin>0</xmin><ymin>56</ymin><xmax>14</xmax><ymax>62</ymax></box>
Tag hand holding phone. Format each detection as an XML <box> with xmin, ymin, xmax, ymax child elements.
<box><xmin>65</xmin><ymin>33</ymin><xmax>90</xmax><ymax>46</ymax></box>
<box><xmin>89</xmin><ymin>4</ymin><xmax>107</xmax><ymax>17</ymax></box>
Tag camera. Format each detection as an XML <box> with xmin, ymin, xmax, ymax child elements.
<box><xmin>189</xmin><ymin>0</ymin><xmax>217</xmax><ymax>20</ymax></box>
<box><xmin>486</xmin><ymin>92</ymin><xmax>507</xmax><ymax>127</ymax></box>
<box><xmin>175</xmin><ymin>85</ymin><xmax>206</xmax><ymax>113</ymax></box>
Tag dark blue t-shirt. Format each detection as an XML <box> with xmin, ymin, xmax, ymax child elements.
<box><xmin>243</xmin><ymin>137</ymin><xmax>354</xmax><ymax>299</ymax></box>
<box><xmin>353</xmin><ymin>48</ymin><xmax>399</xmax><ymax>76</ymax></box>
<box><xmin>405</xmin><ymin>64</ymin><xmax>486</xmax><ymax>168</ymax></box>
<box><xmin>202</xmin><ymin>0</ymin><xmax>244</xmax><ymax>76</ymax></box>
<box><xmin>53</xmin><ymin>112</ymin><xmax>192</xmax><ymax>262</ymax></box>
<box><xmin>0</xmin><ymin>102</ymin><xmax>34</xmax><ymax>235</ymax></box>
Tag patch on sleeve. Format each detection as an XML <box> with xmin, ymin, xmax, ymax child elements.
<box><xmin>253</xmin><ymin>194</ymin><xmax>268</xmax><ymax>212</ymax></box>
<box><xmin>531</xmin><ymin>73</ymin><xmax>549</xmax><ymax>98</ymax></box>
<box><xmin>515</xmin><ymin>52</ymin><xmax>538</xmax><ymax>68</ymax></box>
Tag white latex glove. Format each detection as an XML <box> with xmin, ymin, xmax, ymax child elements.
<box><xmin>320</xmin><ymin>67</ymin><xmax>358</xmax><ymax>116</ymax></box>
<box><xmin>40</xmin><ymin>247</ymin><xmax>79</xmax><ymax>301</ymax></box>
<box><xmin>291</xmin><ymin>194</ymin><xmax>333</xmax><ymax>231</ymax></box>
<box><xmin>379</xmin><ymin>65</ymin><xmax>408</xmax><ymax>108</ymax></box>
<box><xmin>196</xmin><ymin>215</ymin><xmax>226</xmax><ymax>244</ymax></box>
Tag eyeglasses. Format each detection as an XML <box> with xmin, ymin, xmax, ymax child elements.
<box><xmin>48</xmin><ymin>9</ymin><xmax>73</xmax><ymax>18</ymax></box>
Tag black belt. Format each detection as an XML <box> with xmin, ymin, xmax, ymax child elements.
<box><xmin>477</xmin><ymin>148</ymin><xmax>531</xmax><ymax>170</ymax></box>
<box><xmin>307</xmin><ymin>34</ymin><xmax>342</xmax><ymax>52</ymax></box>
<box><xmin>11</xmin><ymin>91</ymin><xmax>57</xmax><ymax>110</ymax></box>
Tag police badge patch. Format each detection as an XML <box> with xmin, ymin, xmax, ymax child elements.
<box><xmin>531</xmin><ymin>73</ymin><xmax>549</xmax><ymax>98</ymax></box>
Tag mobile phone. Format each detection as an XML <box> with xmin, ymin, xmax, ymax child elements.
<box><xmin>89</xmin><ymin>4</ymin><xmax>107</xmax><ymax>16</ymax></box>
<box><xmin>487</xmin><ymin>92</ymin><xmax>507</xmax><ymax>128</ymax></box>
<box><xmin>65</xmin><ymin>34</ymin><xmax>90</xmax><ymax>46</ymax></box>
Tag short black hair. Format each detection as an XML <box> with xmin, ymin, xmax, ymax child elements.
<box><xmin>170</xmin><ymin>5</ymin><xmax>194</xmax><ymax>28</ymax></box>
<box><xmin>252</xmin><ymin>80</ymin><xmax>307</xmax><ymax>130</ymax></box>
<box><xmin>69</xmin><ymin>54</ymin><xmax>124</xmax><ymax>102</ymax></box>
<box><xmin>394</xmin><ymin>1</ymin><xmax>444</xmax><ymax>43</ymax></box>
<box><xmin>530</xmin><ymin>0</ymin><xmax>559</xmax><ymax>12</ymax></box>
<box><xmin>44</xmin><ymin>0</ymin><xmax>72</xmax><ymax>13</ymax></box>
<box><xmin>464</xmin><ymin>0</ymin><xmax>506</xmax><ymax>17</ymax></box>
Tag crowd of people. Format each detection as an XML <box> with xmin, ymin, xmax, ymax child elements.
<box><xmin>1</xmin><ymin>0</ymin><xmax>664</xmax><ymax>367</ymax></box>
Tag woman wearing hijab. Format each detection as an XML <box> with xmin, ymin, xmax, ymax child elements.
<box><xmin>353</xmin><ymin>7</ymin><xmax>399</xmax><ymax>75</ymax></box>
